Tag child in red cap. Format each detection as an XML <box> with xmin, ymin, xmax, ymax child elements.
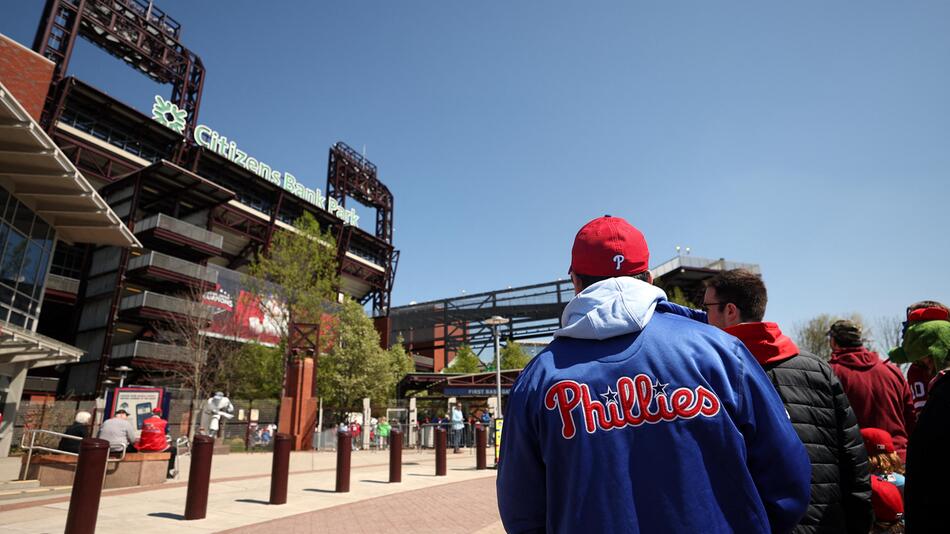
<box><xmin>871</xmin><ymin>476</ymin><xmax>904</xmax><ymax>533</ymax></box>
<box><xmin>862</xmin><ymin>427</ymin><xmax>905</xmax><ymax>495</ymax></box>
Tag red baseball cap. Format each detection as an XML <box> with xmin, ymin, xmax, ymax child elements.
<box><xmin>570</xmin><ymin>216</ymin><xmax>649</xmax><ymax>277</ymax></box>
<box><xmin>152</xmin><ymin>407</ymin><xmax>163</xmax><ymax>415</ymax></box>
<box><xmin>861</xmin><ymin>428</ymin><xmax>896</xmax><ymax>454</ymax></box>
<box><xmin>871</xmin><ymin>476</ymin><xmax>903</xmax><ymax>523</ymax></box>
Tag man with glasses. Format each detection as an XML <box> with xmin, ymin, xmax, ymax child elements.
<box><xmin>497</xmin><ymin>216</ymin><xmax>810</xmax><ymax>534</ymax></box>
<box><xmin>703</xmin><ymin>269</ymin><xmax>872</xmax><ymax>534</ymax></box>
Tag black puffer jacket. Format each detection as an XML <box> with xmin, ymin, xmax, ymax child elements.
<box><xmin>762</xmin><ymin>351</ymin><xmax>872</xmax><ymax>534</ymax></box>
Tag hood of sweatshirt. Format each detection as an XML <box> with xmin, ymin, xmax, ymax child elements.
<box><xmin>725</xmin><ymin>322</ymin><xmax>799</xmax><ymax>365</ymax></box>
<box><xmin>830</xmin><ymin>346</ymin><xmax>882</xmax><ymax>371</ymax></box>
<box><xmin>553</xmin><ymin>277</ymin><xmax>667</xmax><ymax>340</ymax></box>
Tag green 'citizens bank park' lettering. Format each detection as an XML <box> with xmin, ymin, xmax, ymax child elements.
<box><xmin>151</xmin><ymin>96</ymin><xmax>359</xmax><ymax>226</ymax></box>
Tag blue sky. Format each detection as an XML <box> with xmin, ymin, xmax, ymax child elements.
<box><xmin>4</xmin><ymin>1</ymin><xmax>948</xmax><ymax>340</ymax></box>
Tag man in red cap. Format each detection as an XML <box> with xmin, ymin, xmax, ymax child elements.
<box><xmin>497</xmin><ymin>216</ymin><xmax>810</xmax><ymax>534</ymax></box>
<box><xmin>702</xmin><ymin>269</ymin><xmax>872</xmax><ymax>534</ymax></box>
<box><xmin>135</xmin><ymin>407</ymin><xmax>177</xmax><ymax>478</ymax></box>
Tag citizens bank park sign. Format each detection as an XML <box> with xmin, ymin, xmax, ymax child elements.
<box><xmin>151</xmin><ymin>95</ymin><xmax>359</xmax><ymax>226</ymax></box>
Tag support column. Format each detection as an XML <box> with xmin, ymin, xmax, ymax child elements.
<box><xmin>0</xmin><ymin>363</ymin><xmax>27</xmax><ymax>458</ymax></box>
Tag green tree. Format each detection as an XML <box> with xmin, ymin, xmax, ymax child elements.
<box><xmin>230</xmin><ymin>342</ymin><xmax>284</xmax><ymax>399</ymax></box>
<box><xmin>668</xmin><ymin>286</ymin><xmax>699</xmax><ymax>309</ymax></box>
<box><xmin>501</xmin><ymin>339</ymin><xmax>531</xmax><ymax>370</ymax></box>
<box><xmin>447</xmin><ymin>345</ymin><xmax>481</xmax><ymax>373</ymax></box>
<box><xmin>318</xmin><ymin>299</ymin><xmax>393</xmax><ymax>416</ymax></box>
<box><xmin>384</xmin><ymin>337</ymin><xmax>415</xmax><ymax>402</ymax></box>
<box><xmin>793</xmin><ymin>312</ymin><xmax>866</xmax><ymax>361</ymax></box>
<box><xmin>246</xmin><ymin>211</ymin><xmax>339</xmax><ymax>326</ymax></box>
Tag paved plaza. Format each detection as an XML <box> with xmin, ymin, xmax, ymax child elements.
<box><xmin>0</xmin><ymin>449</ymin><xmax>502</xmax><ymax>533</ymax></box>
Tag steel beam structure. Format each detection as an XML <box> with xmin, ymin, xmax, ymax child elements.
<box><xmin>33</xmin><ymin>0</ymin><xmax>205</xmax><ymax>136</ymax></box>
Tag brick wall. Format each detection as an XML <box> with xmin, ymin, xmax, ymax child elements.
<box><xmin>0</xmin><ymin>33</ymin><xmax>54</xmax><ymax>122</ymax></box>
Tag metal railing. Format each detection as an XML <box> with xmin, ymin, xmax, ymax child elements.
<box><xmin>19</xmin><ymin>429</ymin><xmax>126</xmax><ymax>481</ymax></box>
<box><xmin>135</xmin><ymin>213</ymin><xmax>224</xmax><ymax>250</ymax></box>
<box><xmin>127</xmin><ymin>251</ymin><xmax>219</xmax><ymax>284</ymax></box>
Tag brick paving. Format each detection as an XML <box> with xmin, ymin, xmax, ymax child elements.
<box><xmin>217</xmin><ymin>476</ymin><xmax>502</xmax><ymax>534</ymax></box>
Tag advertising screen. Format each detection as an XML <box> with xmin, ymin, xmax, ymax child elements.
<box><xmin>202</xmin><ymin>265</ymin><xmax>287</xmax><ymax>345</ymax></box>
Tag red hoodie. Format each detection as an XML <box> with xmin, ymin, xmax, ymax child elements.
<box><xmin>830</xmin><ymin>347</ymin><xmax>915</xmax><ymax>459</ymax></box>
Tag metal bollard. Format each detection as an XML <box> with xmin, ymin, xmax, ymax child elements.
<box><xmin>389</xmin><ymin>428</ymin><xmax>402</xmax><ymax>483</ymax></box>
<box><xmin>435</xmin><ymin>427</ymin><xmax>447</xmax><ymax>476</ymax></box>
<box><xmin>64</xmin><ymin>438</ymin><xmax>110</xmax><ymax>534</ymax></box>
<box><xmin>476</xmin><ymin>425</ymin><xmax>487</xmax><ymax>470</ymax></box>
<box><xmin>269</xmin><ymin>433</ymin><xmax>291</xmax><ymax>505</ymax></box>
<box><xmin>335</xmin><ymin>431</ymin><xmax>351</xmax><ymax>492</ymax></box>
<box><xmin>184</xmin><ymin>435</ymin><xmax>215</xmax><ymax>520</ymax></box>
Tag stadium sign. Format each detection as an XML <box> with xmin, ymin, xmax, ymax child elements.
<box><xmin>151</xmin><ymin>96</ymin><xmax>359</xmax><ymax>226</ymax></box>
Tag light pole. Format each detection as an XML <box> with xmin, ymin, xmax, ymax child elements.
<box><xmin>483</xmin><ymin>316</ymin><xmax>509</xmax><ymax>419</ymax></box>
<box><xmin>115</xmin><ymin>366</ymin><xmax>133</xmax><ymax>388</ymax></box>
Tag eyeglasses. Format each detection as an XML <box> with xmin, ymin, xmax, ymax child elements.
<box><xmin>701</xmin><ymin>302</ymin><xmax>725</xmax><ymax>312</ymax></box>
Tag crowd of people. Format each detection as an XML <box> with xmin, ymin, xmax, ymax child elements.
<box><xmin>58</xmin><ymin>407</ymin><xmax>178</xmax><ymax>478</ymax></box>
<box><xmin>497</xmin><ymin>215</ymin><xmax>948</xmax><ymax>534</ymax></box>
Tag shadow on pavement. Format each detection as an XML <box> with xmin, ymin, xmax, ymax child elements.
<box><xmin>303</xmin><ymin>488</ymin><xmax>337</xmax><ymax>493</ymax></box>
<box><xmin>147</xmin><ymin>512</ymin><xmax>185</xmax><ymax>521</ymax></box>
<box><xmin>235</xmin><ymin>498</ymin><xmax>270</xmax><ymax>505</ymax></box>
<box><xmin>359</xmin><ymin>480</ymin><xmax>390</xmax><ymax>484</ymax></box>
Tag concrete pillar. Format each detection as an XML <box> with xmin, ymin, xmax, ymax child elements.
<box><xmin>361</xmin><ymin>398</ymin><xmax>371</xmax><ymax>447</ymax></box>
<box><xmin>0</xmin><ymin>364</ymin><xmax>28</xmax><ymax>457</ymax></box>
<box><xmin>408</xmin><ymin>398</ymin><xmax>417</xmax><ymax>447</ymax></box>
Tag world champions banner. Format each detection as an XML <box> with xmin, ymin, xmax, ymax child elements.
<box><xmin>202</xmin><ymin>265</ymin><xmax>286</xmax><ymax>345</ymax></box>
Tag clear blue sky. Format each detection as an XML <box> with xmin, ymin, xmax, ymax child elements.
<box><xmin>4</xmin><ymin>1</ymin><xmax>948</xmax><ymax>340</ymax></box>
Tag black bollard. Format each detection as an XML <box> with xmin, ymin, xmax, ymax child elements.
<box><xmin>64</xmin><ymin>437</ymin><xmax>110</xmax><ymax>534</ymax></box>
<box><xmin>476</xmin><ymin>425</ymin><xmax>487</xmax><ymax>470</ymax></box>
<box><xmin>269</xmin><ymin>433</ymin><xmax>291</xmax><ymax>505</ymax></box>
<box><xmin>435</xmin><ymin>427</ymin><xmax>447</xmax><ymax>476</ymax></box>
<box><xmin>184</xmin><ymin>435</ymin><xmax>215</xmax><ymax>520</ymax></box>
<box><xmin>336</xmin><ymin>431</ymin><xmax>351</xmax><ymax>492</ymax></box>
<box><xmin>389</xmin><ymin>428</ymin><xmax>402</xmax><ymax>483</ymax></box>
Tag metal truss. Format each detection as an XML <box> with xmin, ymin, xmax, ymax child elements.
<box><xmin>390</xmin><ymin>280</ymin><xmax>575</xmax><ymax>355</ymax></box>
<box><xmin>33</xmin><ymin>0</ymin><xmax>205</xmax><ymax>135</ymax></box>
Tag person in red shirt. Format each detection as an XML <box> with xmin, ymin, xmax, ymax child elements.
<box><xmin>135</xmin><ymin>408</ymin><xmax>177</xmax><ymax>478</ymax></box>
<box><xmin>829</xmin><ymin>320</ymin><xmax>915</xmax><ymax>461</ymax></box>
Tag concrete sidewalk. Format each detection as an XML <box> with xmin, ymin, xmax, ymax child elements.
<box><xmin>0</xmin><ymin>449</ymin><xmax>500</xmax><ymax>533</ymax></box>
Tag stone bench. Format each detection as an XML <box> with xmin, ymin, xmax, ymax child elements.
<box><xmin>20</xmin><ymin>451</ymin><xmax>171</xmax><ymax>489</ymax></box>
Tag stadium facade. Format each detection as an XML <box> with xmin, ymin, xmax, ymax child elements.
<box><xmin>0</xmin><ymin>0</ymin><xmax>398</xmax><ymax>402</ymax></box>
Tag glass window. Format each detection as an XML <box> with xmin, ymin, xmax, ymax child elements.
<box><xmin>16</xmin><ymin>241</ymin><xmax>44</xmax><ymax>298</ymax></box>
<box><xmin>9</xmin><ymin>312</ymin><xmax>26</xmax><ymax>327</ymax></box>
<box><xmin>31</xmin><ymin>216</ymin><xmax>52</xmax><ymax>250</ymax></box>
<box><xmin>0</xmin><ymin>187</ymin><xmax>9</xmax><ymax>216</ymax></box>
<box><xmin>0</xmin><ymin>231</ymin><xmax>26</xmax><ymax>288</ymax></box>
<box><xmin>0</xmin><ymin>284</ymin><xmax>12</xmax><ymax>308</ymax></box>
<box><xmin>11</xmin><ymin>202</ymin><xmax>34</xmax><ymax>237</ymax></box>
<box><xmin>32</xmin><ymin>248</ymin><xmax>51</xmax><ymax>300</ymax></box>
<box><xmin>12</xmin><ymin>292</ymin><xmax>30</xmax><ymax>316</ymax></box>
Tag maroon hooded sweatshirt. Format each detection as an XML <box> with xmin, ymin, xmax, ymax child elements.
<box><xmin>830</xmin><ymin>347</ymin><xmax>915</xmax><ymax>459</ymax></box>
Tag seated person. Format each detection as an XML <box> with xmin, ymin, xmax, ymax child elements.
<box><xmin>135</xmin><ymin>408</ymin><xmax>177</xmax><ymax>478</ymax></box>
<box><xmin>98</xmin><ymin>409</ymin><xmax>138</xmax><ymax>453</ymax></box>
<box><xmin>58</xmin><ymin>411</ymin><xmax>92</xmax><ymax>453</ymax></box>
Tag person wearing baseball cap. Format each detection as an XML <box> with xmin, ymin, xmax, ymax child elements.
<box><xmin>497</xmin><ymin>216</ymin><xmax>810</xmax><ymax>534</ymax></box>
<box><xmin>829</xmin><ymin>319</ymin><xmax>915</xmax><ymax>461</ymax></box>
<box><xmin>870</xmin><ymin>476</ymin><xmax>904</xmax><ymax>533</ymax></box>
<box><xmin>97</xmin><ymin>408</ymin><xmax>138</xmax><ymax>453</ymax></box>
<box><xmin>861</xmin><ymin>428</ymin><xmax>905</xmax><ymax>496</ymax></box>
<box><xmin>134</xmin><ymin>406</ymin><xmax>177</xmax><ymax>478</ymax></box>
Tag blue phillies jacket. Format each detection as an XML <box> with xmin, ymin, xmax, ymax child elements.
<box><xmin>496</xmin><ymin>278</ymin><xmax>811</xmax><ymax>534</ymax></box>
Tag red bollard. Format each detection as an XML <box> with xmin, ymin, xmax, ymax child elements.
<box><xmin>389</xmin><ymin>428</ymin><xmax>402</xmax><ymax>483</ymax></box>
<box><xmin>435</xmin><ymin>427</ymin><xmax>447</xmax><ymax>476</ymax></box>
<box><xmin>476</xmin><ymin>425</ymin><xmax>487</xmax><ymax>470</ymax></box>
<box><xmin>269</xmin><ymin>433</ymin><xmax>291</xmax><ymax>505</ymax></box>
<box><xmin>184</xmin><ymin>435</ymin><xmax>215</xmax><ymax>520</ymax></box>
<box><xmin>336</xmin><ymin>431</ymin><xmax>351</xmax><ymax>492</ymax></box>
<box><xmin>64</xmin><ymin>437</ymin><xmax>110</xmax><ymax>534</ymax></box>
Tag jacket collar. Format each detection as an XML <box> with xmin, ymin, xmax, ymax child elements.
<box><xmin>725</xmin><ymin>322</ymin><xmax>799</xmax><ymax>365</ymax></box>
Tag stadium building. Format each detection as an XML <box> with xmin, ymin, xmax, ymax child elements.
<box><xmin>0</xmin><ymin>0</ymin><xmax>398</xmax><ymax>404</ymax></box>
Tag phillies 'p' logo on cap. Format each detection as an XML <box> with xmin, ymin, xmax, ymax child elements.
<box><xmin>570</xmin><ymin>215</ymin><xmax>649</xmax><ymax>277</ymax></box>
